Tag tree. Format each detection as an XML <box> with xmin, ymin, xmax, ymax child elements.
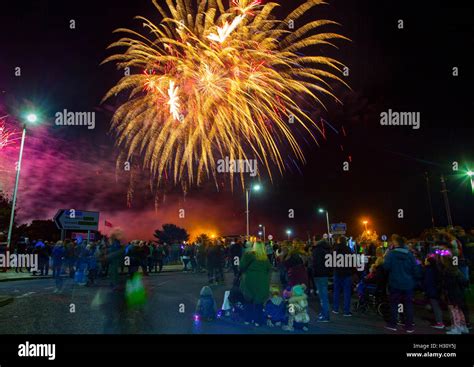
<box><xmin>0</xmin><ymin>190</ymin><xmax>13</xmax><ymax>233</ymax></box>
<box><xmin>17</xmin><ymin>220</ymin><xmax>60</xmax><ymax>242</ymax></box>
<box><xmin>196</xmin><ymin>233</ymin><xmax>210</xmax><ymax>245</ymax></box>
<box><xmin>154</xmin><ymin>223</ymin><xmax>189</xmax><ymax>244</ymax></box>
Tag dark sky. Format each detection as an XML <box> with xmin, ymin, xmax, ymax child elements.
<box><xmin>0</xmin><ymin>0</ymin><xmax>472</xmax><ymax>240</ymax></box>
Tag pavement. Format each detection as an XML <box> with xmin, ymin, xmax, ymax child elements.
<box><xmin>0</xmin><ymin>269</ymin><xmax>471</xmax><ymax>334</ymax></box>
<box><xmin>0</xmin><ymin>264</ymin><xmax>184</xmax><ymax>282</ymax></box>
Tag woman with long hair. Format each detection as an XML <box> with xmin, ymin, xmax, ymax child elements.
<box><xmin>239</xmin><ymin>241</ymin><xmax>272</xmax><ymax>327</ymax></box>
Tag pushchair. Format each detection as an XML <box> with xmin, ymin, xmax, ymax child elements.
<box><xmin>353</xmin><ymin>279</ymin><xmax>389</xmax><ymax>319</ymax></box>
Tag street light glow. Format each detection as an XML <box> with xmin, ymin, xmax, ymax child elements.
<box><xmin>26</xmin><ymin>113</ymin><xmax>38</xmax><ymax>123</ymax></box>
<box><xmin>252</xmin><ymin>184</ymin><xmax>262</xmax><ymax>192</ymax></box>
<box><xmin>318</xmin><ymin>208</ymin><xmax>325</xmax><ymax>213</ymax></box>
<box><xmin>467</xmin><ymin>170</ymin><xmax>474</xmax><ymax>177</ymax></box>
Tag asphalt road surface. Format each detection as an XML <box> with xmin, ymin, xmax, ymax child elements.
<box><xmin>0</xmin><ymin>270</ymin><xmax>455</xmax><ymax>334</ymax></box>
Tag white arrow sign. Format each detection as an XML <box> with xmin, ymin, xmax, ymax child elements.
<box><xmin>54</xmin><ymin>209</ymin><xmax>100</xmax><ymax>231</ymax></box>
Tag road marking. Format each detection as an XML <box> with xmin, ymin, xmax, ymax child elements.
<box><xmin>156</xmin><ymin>281</ymin><xmax>170</xmax><ymax>286</ymax></box>
<box><xmin>16</xmin><ymin>292</ymin><xmax>36</xmax><ymax>299</ymax></box>
<box><xmin>44</xmin><ymin>286</ymin><xmax>54</xmax><ymax>290</ymax></box>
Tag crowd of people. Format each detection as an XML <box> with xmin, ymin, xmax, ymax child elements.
<box><xmin>193</xmin><ymin>227</ymin><xmax>473</xmax><ymax>334</ymax></box>
<box><xmin>4</xmin><ymin>225</ymin><xmax>473</xmax><ymax>334</ymax></box>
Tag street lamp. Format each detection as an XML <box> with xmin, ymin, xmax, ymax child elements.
<box><xmin>318</xmin><ymin>208</ymin><xmax>331</xmax><ymax>244</ymax></box>
<box><xmin>467</xmin><ymin>170</ymin><xmax>474</xmax><ymax>193</ymax></box>
<box><xmin>259</xmin><ymin>223</ymin><xmax>266</xmax><ymax>241</ymax></box>
<box><xmin>286</xmin><ymin>229</ymin><xmax>292</xmax><ymax>240</ymax></box>
<box><xmin>245</xmin><ymin>183</ymin><xmax>262</xmax><ymax>239</ymax></box>
<box><xmin>7</xmin><ymin>111</ymin><xmax>40</xmax><ymax>249</ymax></box>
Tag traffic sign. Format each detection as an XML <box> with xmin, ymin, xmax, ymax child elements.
<box><xmin>330</xmin><ymin>223</ymin><xmax>347</xmax><ymax>235</ymax></box>
<box><xmin>54</xmin><ymin>209</ymin><xmax>99</xmax><ymax>231</ymax></box>
<box><xmin>268</xmin><ymin>235</ymin><xmax>273</xmax><ymax>241</ymax></box>
<box><xmin>381</xmin><ymin>235</ymin><xmax>388</xmax><ymax>241</ymax></box>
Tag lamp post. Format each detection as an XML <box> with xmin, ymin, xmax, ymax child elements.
<box><xmin>245</xmin><ymin>184</ymin><xmax>262</xmax><ymax>239</ymax></box>
<box><xmin>259</xmin><ymin>224</ymin><xmax>266</xmax><ymax>242</ymax></box>
<box><xmin>318</xmin><ymin>208</ymin><xmax>331</xmax><ymax>244</ymax></box>
<box><xmin>7</xmin><ymin>112</ymin><xmax>39</xmax><ymax>249</ymax></box>
<box><xmin>467</xmin><ymin>170</ymin><xmax>474</xmax><ymax>193</ymax></box>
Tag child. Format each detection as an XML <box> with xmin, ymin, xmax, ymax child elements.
<box><xmin>195</xmin><ymin>286</ymin><xmax>217</xmax><ymax>321</ymax></box>
<box><xmin>440</xmin><ymin>254</ymin><xmax>469</xmax><ymax>334</ymax></box>
<box><xmin>283</xmin><ymin>284</ymin><xmax>310</xmax><ymax>331</ymax></box>
<box><xmin>228</xmin><ymin>281</ymin><xmax>246</xmax><ymax>322</ymax></box>
<box><xmin>423</xmin><ymin>255</ymin><xmax>444</xmax><ymax>329</ymax></box>
<box><xmin>264</xmin><ymin>285</ymin><xmax>287</xmax><ymax>327</ymax></box>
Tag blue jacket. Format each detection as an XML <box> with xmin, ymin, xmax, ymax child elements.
<box><xmin>264</xmin><ymin>297</ymin><xmax>287</xmax><ymax>322</ymax></box>
<box><xmin>52</xmin><ymin>246</ymin><xmax>65</xmax><ymax>266</ymax></box>
<box><xmin>383</xmin><ymin>247</ymin><xmax>419</xmax><ymax>290</ymax></box>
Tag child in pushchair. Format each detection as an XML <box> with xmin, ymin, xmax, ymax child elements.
<box><xmin>355</xmin><ymin>264</ymin><xmax>388</xmax><ymax>317</ymax></box>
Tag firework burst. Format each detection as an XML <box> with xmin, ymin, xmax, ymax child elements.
<box><xmin>0</xmin><ymin>118</ymin><xmax>20</xmax><ymax>150</ymax></box>
<box><xmin>103</xmin><ymin>0</ymin><xmax>349</xmax><ymax>190</ymax></box>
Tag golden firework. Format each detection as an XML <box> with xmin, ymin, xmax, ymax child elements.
<box><xmin>103</xmin><ymin>0</ymin><xmax>349</xmax><ymax>190</ymax></box>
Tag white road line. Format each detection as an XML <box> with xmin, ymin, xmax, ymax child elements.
<box><xmin>16</xmin><ymin>292</ymin><xmax>36</xmax><ymax>299</ymax></box>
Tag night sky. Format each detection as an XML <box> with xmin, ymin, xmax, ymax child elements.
<box><xmin>0</xmin><ymin>0</ymin><xmax>472</xmax><ymax>241</ymax></box>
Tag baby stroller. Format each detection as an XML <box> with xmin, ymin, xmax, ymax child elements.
<box><xmin>354</xmin><ymin>279</ymin><xmax>389</xmax><ymax>319</ymax></box>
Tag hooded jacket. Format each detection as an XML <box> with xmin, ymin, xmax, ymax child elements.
<box><xmin>312</xmin><ymin>240</ymin><xmax>332</xmax><ymax>278</ymax></box>
<box><xmin>383</xmin><ymin>246</ymin><xmax>419</xmax><ymax>290</ymax></box>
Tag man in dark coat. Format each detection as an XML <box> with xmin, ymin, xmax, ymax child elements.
<box><xmin>312</xmin><ymin>238</ymin><xmax>332</xmax><ymax>322</ymax></box>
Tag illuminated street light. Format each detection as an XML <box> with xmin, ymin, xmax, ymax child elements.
<box><xmin>245</xmin><ymin>183</ymin><xmax>263</xmax><ymax>239</ymax></box>
<box><xmin>7</xmin><ymin>111</ymin><xmax>40</xmax><ymax>248</ymax></box>
<box><xmin>286</xmin><ymin>229</ymin><xmax>292</xmax><ymax>240</ymax></box>
<box><xmin>318</xmin><ymin>207</ymin><xmax>331</xmax><ymax>244</ymax></box>
<box><xmin>259</xmin><ymin>223</ymin><xmax>266</xmax><ymax>241</ymax></box>
<box><xmin>467</xmin><ymin>170</ymin><xmax>474</xmax><ymax>193</ymax></box>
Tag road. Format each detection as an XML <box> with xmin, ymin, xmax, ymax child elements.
<box><xmin>0</xmin><ymin>270</ymin><xmax>455</xmax><ymax>334</ymax></box>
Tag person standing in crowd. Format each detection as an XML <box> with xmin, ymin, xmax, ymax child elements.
<box><xmin>34</xmin><ymin>240</ymin><xmax>50</xmax><ymax>276</ymax></box>
<box><xmin>85</xmin><ymin>243</ymin><xmax>99</xmax><ymax>286</ymax></box>
<box><xmin>206</xmin><ymin>242</ymin><xmax>218</xmax><ymax>284</ymax></box>
<box><xmin>332</xmin><ymin>236</ymin><xmax>355</xmax><ymax>317</ymax></box>
<box><xmin>276</xmin><ymin>244</ymin><xmax>289</xmax><ymax>288</ymax></box>
<box><xmin>383</xmin><ymin>235</ymin><xmax>419</xmax><ymax>333</ymax></box>
<box><xmin>153</xmin><ymin>243</ymin><xmax>165</xmax><ymax>273</ymax></box>
<box><xmin>312</xmin><ymin>237</ymin><xmax>332</xmax><ymax>322</ymax></box>
<box><xmin>283</xmin><ymin>247</ymin><xmax>308</xmax><ymax>288</ymax></box>
<box><xmin>239</xmin><ymin>242</ymin><xmax>272</xmax><ymax>327</ymax></box>
<box><xmin>64</xmin><ymin>240</ymin><xmax>76</xmax><ymax>278</ymax></box>
<box><xmin>108</xmin><ymin>230</ymin><xmax>124</xmax><ymax>289</ymax></box>
<box><xmin>182</xmin><ymin>244</ymin><xmax>192</xmax><ymax>272</ymax></box>
<box><xmin>195</xmin><ymin>241</ymin><xmax>206</xmax><ymax>273</ymax></box>
<box><xmin>52</xmin><ymin>241</ymin><xmax>65</xmax><ymax>293</ymax></box>
<box><xmin>423</xmin><ymin>254</ymin><xmax>445</xmax><ymax>329</ymax></box>
<box><xmin>146</xmin><ymin>242</ymin><xmax>154</xmax><ymax>274</ymax></box>
<box><xmin>229</xmin><ymin>241</ymin><xmax>243</xmax><ymax>279</ymax></box>
<box><xmin>440</xmin><ymin>253</ymin><xmax>469</xmax><ymax>334</ymax></box>
<box><xmin>216</xmin><ymin>241</ymin><xmax>226</xmax><ymax>283</ymax></box>
<box><xmin>138</xmin><ymin>241</ymin><xmax>149</xmax><ymax>276</ymax></box>
<box><xmin>265</xmin><ymin>242</ymin><xmax>274</xmax><ymax>266</ymax></box>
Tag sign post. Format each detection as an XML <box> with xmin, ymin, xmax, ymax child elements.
<box><xmin>330</xmin><ymin>223</ymin><xmax>347</xmax><ymax>235</ymax></box>
<box><xmin>54</xmin><ymin>210</ymin><xmax>99</xmax><ymax>242</ymax></box>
